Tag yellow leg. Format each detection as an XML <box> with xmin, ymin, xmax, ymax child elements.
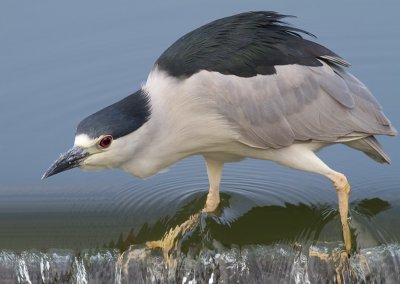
<box><xmin>147</xmin><ymin>158</ymin><xmax>224</xmax><ymax>263</ymax></box>
<box><xmin>203</xmin><ymin>158</ymin><xmax>224</xmax><ymax>213</ymax></box>
<box><xmin>328</xmin><ymin>172</ymin><xmax>351</xmax><ymax>255</ymax></box>
<box><xmin>267</xmin><ymin>145</ymin><xmax>353</xmax><ymax>255</ymax></box>
<box><xmin>204</xmin><ymin>185</ymin><xmax>220</xmax><ymax>212</ymax></box>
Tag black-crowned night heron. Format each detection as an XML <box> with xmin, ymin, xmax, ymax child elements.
<box><xmin>43</xmin><ymin>12</ymin><xmax>397</xmax><ymax>254</ymax></box>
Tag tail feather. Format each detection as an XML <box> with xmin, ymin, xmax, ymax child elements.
<box><xmin>345</xmin><ymin>136</ymin><xmax>391</xmax><ymax>164</ymax></box>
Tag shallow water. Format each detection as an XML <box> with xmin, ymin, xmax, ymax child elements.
<box><xmin>1</xmin><ymin>0</ymin><xmax>400</xmax><ymax>282</ymax></box>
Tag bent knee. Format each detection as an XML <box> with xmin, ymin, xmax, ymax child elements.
<box><xmin>326</xmin><ymin>172</ymin><xmax>350</xmax><ymax>194</ymax></box>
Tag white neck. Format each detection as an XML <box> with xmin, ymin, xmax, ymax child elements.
<box><xmin>120</xmin><ymin>67</ymin><xmax>236</xmax><ymax>178</ymax></box>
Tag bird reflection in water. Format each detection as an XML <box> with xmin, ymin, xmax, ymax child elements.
<box><xmin>112</xmin><ymin>194</ymin><xmax>392</xmax><ymax>282</ymax></box>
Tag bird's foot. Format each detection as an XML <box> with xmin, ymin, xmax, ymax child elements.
<box><xmin>334</xmin><ymin>249</ymin><xmax>357</xmax><ymax>283</ymax></box>
<box><xmin>311</xmin><ymin>246</ymin><xmax>355</xmax><ymax>283</ymax></box>
<box><xmin>147</xmin><ymin>187</ymin><xmax>222</xmax><ymax>265</ymax></box>
<box><xmin>146</xmin><ymin>212</ymin><xmax>201</xmax><ymax>265</ymax></box>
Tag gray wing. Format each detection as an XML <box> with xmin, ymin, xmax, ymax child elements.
<box><xmin>207</xmin><ymin>61</ymin><xmax>396</xmax><ymax>149</ymax></box>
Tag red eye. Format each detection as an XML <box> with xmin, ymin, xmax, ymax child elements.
<box><xmin>99</xmin><ymin>135</ymin><xmax>113</xmax><ymax>148</ymax></box>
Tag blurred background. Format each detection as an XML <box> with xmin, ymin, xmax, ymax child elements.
<box><xmin>0</xmin><ymin>0</ymin><xmax>399</xmax><ymax>281</ymax></box>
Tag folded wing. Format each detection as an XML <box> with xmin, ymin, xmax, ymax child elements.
<box><xmin>203</xmin><ymin>62</ymin><xmax>396</xmax><ymax>149</ymax></box>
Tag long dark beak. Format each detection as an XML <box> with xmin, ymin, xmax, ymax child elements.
<box><xmin>42</xmin><ymin>147</ymin><xmax>89</xmax><ymax>179</ymax></box>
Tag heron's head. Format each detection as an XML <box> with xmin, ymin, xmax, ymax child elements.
<box><xmin>42</xmin><ymin>89</ymin><xmax>150</xmax><ymax>179</ymax></box>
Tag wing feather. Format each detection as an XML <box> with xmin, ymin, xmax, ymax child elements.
<box><xmin>197</xmin><ymin>62</ymin><xmax>396</xmax><ymax>149</ymax></box>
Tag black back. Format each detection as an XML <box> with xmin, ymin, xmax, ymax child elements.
<box><xmin>156</xmin><ymin>11</ymin><xmax>348</xmax><ymax>78</ymax></box>
<box><xmin>76</xmin><ymin>89</ymin><xmax>150</xmax><ymax>139</ymax></box>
